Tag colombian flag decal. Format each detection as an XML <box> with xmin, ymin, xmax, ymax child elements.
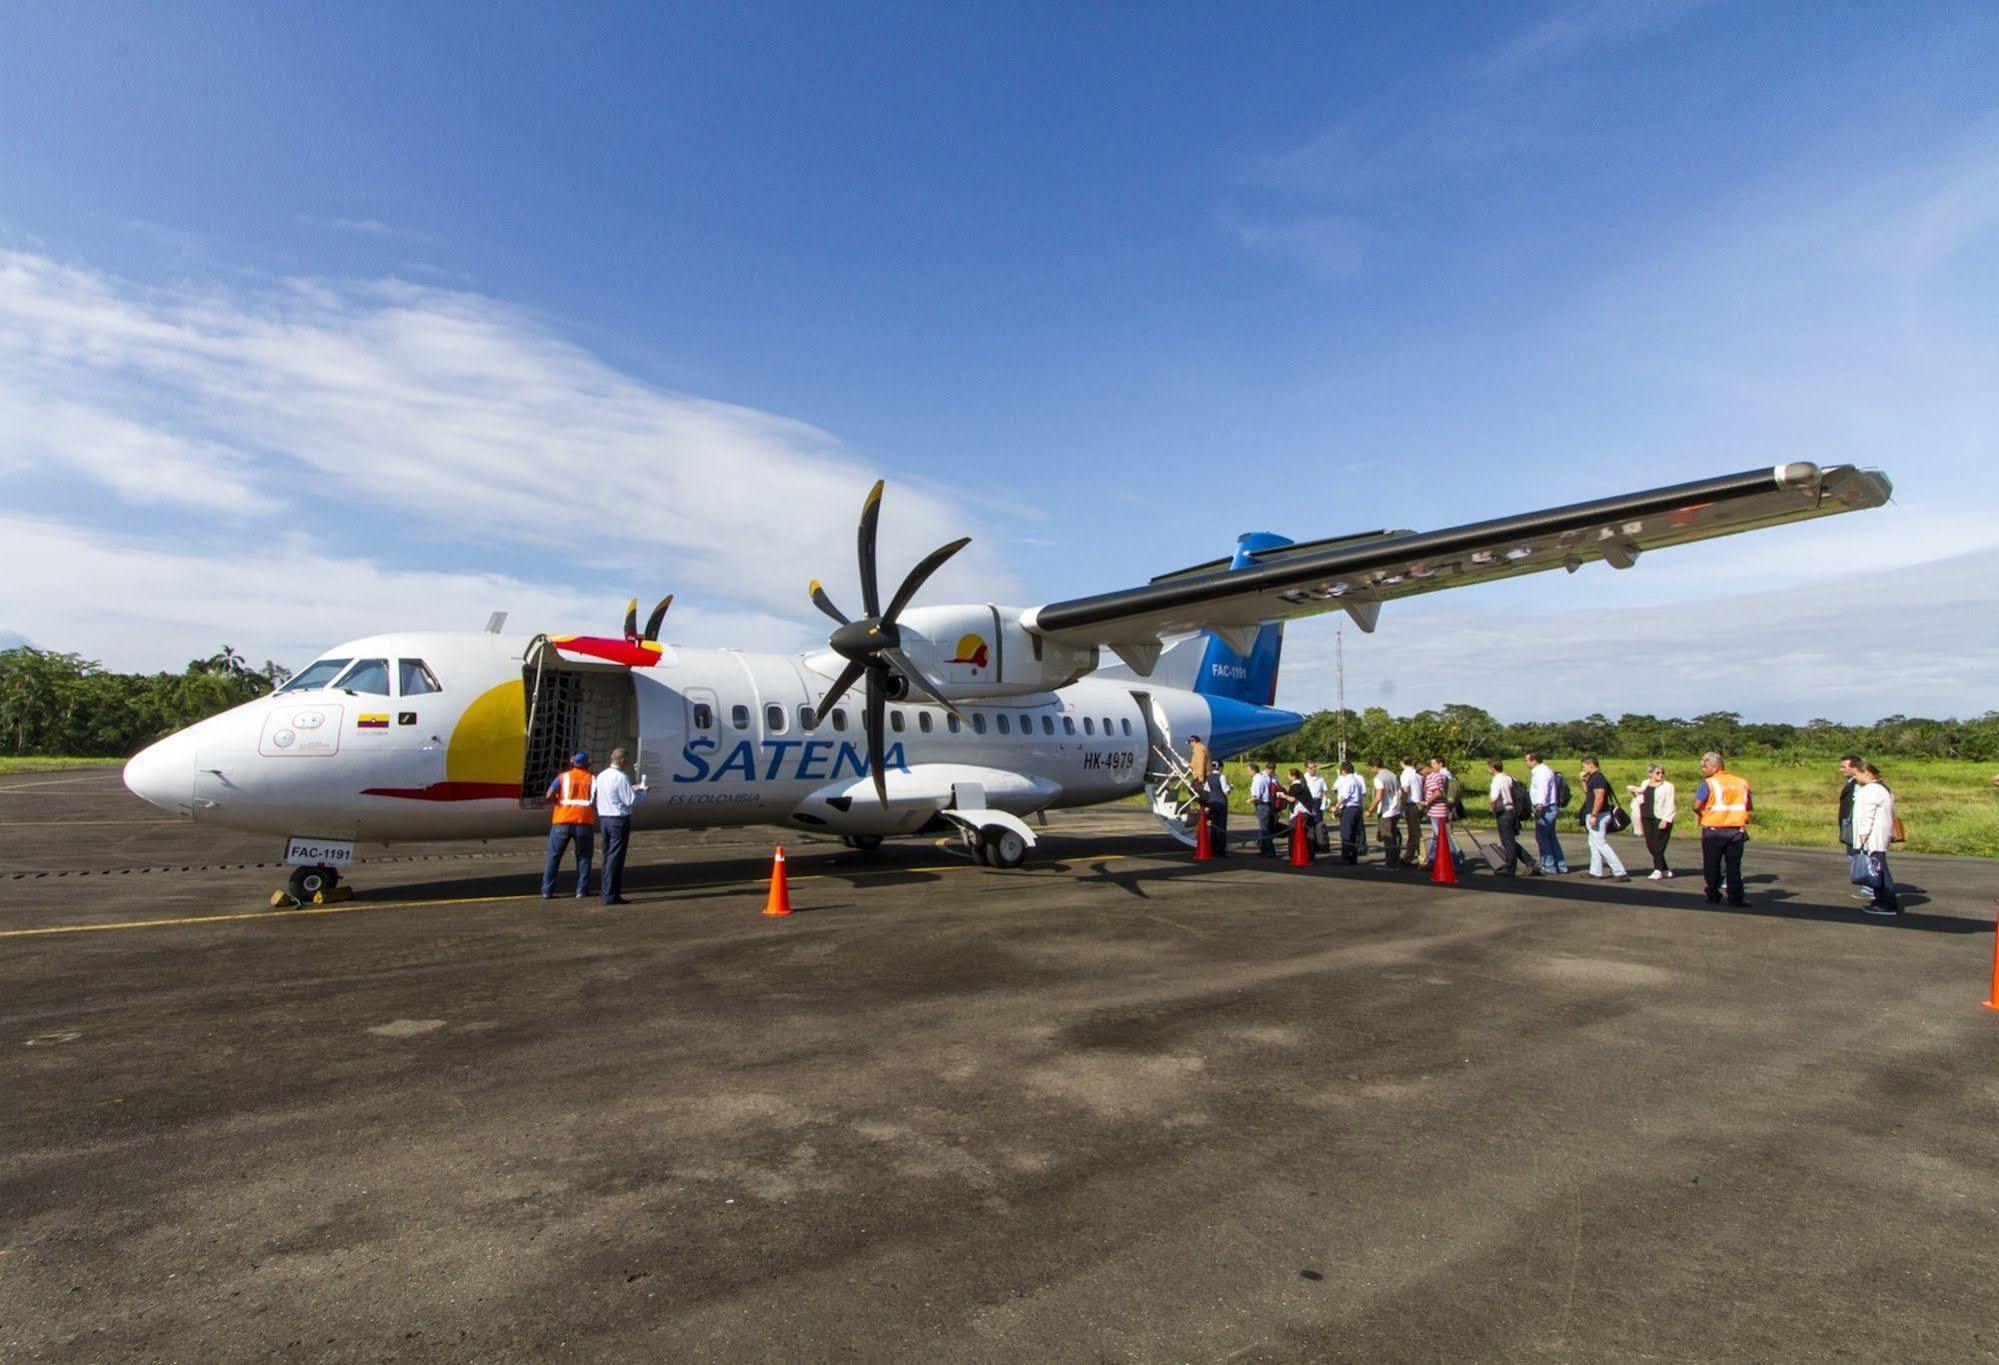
<box><xmin>357</xmin><ymin>713</ymin><xmax>391</xmax><ymax>729</ymax></box>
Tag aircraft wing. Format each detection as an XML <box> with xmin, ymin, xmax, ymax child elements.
<box><xmin>1021</xmin><ymin>462</ymin><xmax>1891</xmax><ymax>658</ymax></box>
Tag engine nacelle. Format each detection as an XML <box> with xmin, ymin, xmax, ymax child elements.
<box><xmin>809</xmin><ymin>604</ymin><xmax>1097</xmax><ymax>699</ymax></box>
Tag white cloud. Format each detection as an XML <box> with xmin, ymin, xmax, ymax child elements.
<box><xmin>0</xmin><ymin>249</ymin><xmax>1014</xmax><ymax>640</ymax></box>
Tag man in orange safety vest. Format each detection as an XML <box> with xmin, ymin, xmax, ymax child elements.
<box><xmin>1692</xmin><ymin>750</ymin><xmax>1752</xmax><ymax>907</ymax></box>
<box><xmin>541</xmin><ymin>751</ymin><xmax>596</xmax><ymax>899</ymax></box>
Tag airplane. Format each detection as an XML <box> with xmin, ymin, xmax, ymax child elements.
<box><xmin>123</xmin><ymin>462</ymin><xmax>1891</xmax><ymax>901</ymax></box>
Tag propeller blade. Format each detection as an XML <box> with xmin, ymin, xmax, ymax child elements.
<box><xmin>882</xmin><ymin>536</ymin><xmax>970</xmax><ymax>625</ymax></box>
<box><xmin>621</xmin><ymin>598</ymin><xmax>640</xmax><ymax>641</ymax></box>
<box><xmin>864</xmin><ymin>664</ymin><xmax>889</xmax><ymax>807</ymax></box>
<box><xmin>815</xmin><ymin>657</ymin><xmax>866</xmax><ymax>721</ymax></box>
<box><xmin>809</xmin><ymin>579</ymin><xmax>850</xmax><ymax>627</ymax></box>
<box><xmin>643</xmin><ymin>595</ymin><xmax>673</xmax><ymax>643</ymax></box>
<box><xmin>883</xmin><ymin>646</ymin><xmax>971</xmax><ymax>726</ymax></box>
<box><xmin>857</xmin><ymin>479</ymin><xmax>884</xmax><ymax>619</ymax></box>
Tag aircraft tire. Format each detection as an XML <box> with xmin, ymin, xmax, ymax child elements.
<box><xmin>842</xmin><ymin>834</ymin><xmax>884</xmax><ymax>852</ymax></box>
<box><xmin>289</xmin><ymin>865</ymin><xmax>340</xmax><ymax>900</ymax></box>
<box><xmin>979</xmin><ymin>827</ymin><xmax>1027</xmax><ymax>870</ymax></box>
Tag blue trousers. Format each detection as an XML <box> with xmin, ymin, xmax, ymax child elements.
<box><xmin>543</xmin><ymin>823</ymin><xmax>593</xmax><ymax>897</ymax></box>
<box><xmin>1534</xmin><ymin>807</ymin><xmax>1568</xmax><ymax>873</ymax></box>
<box><xmin>1255</xmin><ymin>804</ymin><xmax>1277</xmax><ymax>856</ymax></box>
<box><xmin>599</xmin><ymin>816</ymin><xmax>632</xmax><ymax>901</ymax></box>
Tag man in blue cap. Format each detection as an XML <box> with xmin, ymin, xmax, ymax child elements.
<box><xmin>542</xmin><ymin>751</ymin><xmax>596</xmax><ymax>899</ymax></box>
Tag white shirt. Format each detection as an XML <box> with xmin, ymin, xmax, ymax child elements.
<box><xmin>1399</xmin><ymin>765</ymin><xmax>1422</xmax><ymax>804</ymax></box>
<box><xmin>594</xmin><ymin>766</ymin><xmax>645</xmax><ymax>818</ymax></box>
<box><xmin>1373</xmin><ymin>769</ymin><xmax>1403</xmax><ymax>817</ymax></box>
<box><xmin>1250</xmin><ymin>771</ymin><xmax>1276</xmax><ymax>803</ymax></box>
<box><xmin>1490</xmin><ymin>772</ymin><xmax>1514</xmax><ymax>809</ymax></box>
<box><xmin>1305</xmin><ymin>772</ymin><xmax>1329</xmax><ymax>804</ymax></box>
<box><xmin>1852</xmin><ymin>781</ymin><xmax>1895</xmax><ymax>853</ymax></box>
<box><xmin>1333</xmin><ymin>772</ymin><xmax>1366</xmax><ymax>808</ymax></box>
<box><xmin>1529</xmin><ymin>762</ymin><xmax>1556</xmax><ymax>808</ymax></box>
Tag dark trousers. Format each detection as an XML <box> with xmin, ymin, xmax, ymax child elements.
<box><xmin>1255</xmin><ymin>803</ymin><xmax>1277</xmax><ymax>856</ymax></box>
<box><xmin>1859</xmin><ymin>850</ymin><xmax>1900</xmax><ymax>911</ymax></box>
<box><xmin>1495</xmin><ymin>811</ymin><xmax>1537</xmax><ymax>873</ymax></box>
<box><xmin>1701</xmin><ymin>828</ymin><xmax>1746</xmax><ymax>905</ymax></box>
<box><xmin>1534</xmin><ymin>807</ymin><xmax>1568</xmax><ymax>873</ymax></box>
<box><xmin>1377</xmin><ymin>813</ymin><xmax>1403</xmax><ymax>865</ymax></box>
<box><xmin>1641</xmin><ymin>818</ymin><xmax>1673</xmax><ymax>873</ymax></box>
<box><xmin>1206</xmin><ymin>799</ymin><xmax>1230</xmax><ymax>855</ymax></box>
<box><xmin>1402</xmin><ymin>806</ymin><xmax>1423</xmax><ymax>865</ymax></box>
<box><xmin>1339</xmin><ymin>806</ymin><xmax>1363</xmax><ymax>864</ymax></box>
<box><xmin>599</xmin><ymin>816</ymin><xmax>632</xmax><ymax>900</ymax></box>
<box><xmin>543</xmin><ymin>823</ymin><xmax>594</xmax><ymax>897</ymax></box>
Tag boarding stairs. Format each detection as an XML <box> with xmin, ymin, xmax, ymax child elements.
<box><xmin>1146</xmin><ymin>745</ymin><xmax>1205</xmax><ymax>847</ymax></box>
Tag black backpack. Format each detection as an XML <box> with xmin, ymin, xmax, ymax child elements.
<box><xmin>1551</xmin><ymin>771</ymin><xmax>1572</xmax><ymax>810</ymax></box>
<box><xmin>1507</xmin><ymin>777</ymin><xmax>1531</xmax><ymax>821</ymax></box>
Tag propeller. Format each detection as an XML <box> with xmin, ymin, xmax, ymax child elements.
<box><xmin>623</xmin><ymin>596</ymin><xmax>674</xmax><ymax>644</ymax></box>
<box><xmin>809</xmin><ymin>480</ymin><xmax>971</xmax><ymax>805</ymax></box>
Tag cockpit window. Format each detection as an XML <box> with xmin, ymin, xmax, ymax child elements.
<box><xmin>277</xmin><ymin>658</ymin><xmax>352</xmax><ymax>693</ymax></box>
<box><xmin>398</xmin><ymin>660</ymin><xmax>442</xmax><ymax>696</ymax></box>
<box><xmin>336</xmin><ymin>659</ymin><xmax>392</xmax><ymax>695</ymax></box>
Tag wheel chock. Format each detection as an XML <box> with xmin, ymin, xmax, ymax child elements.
<box><xmin>270</xmin><ymin>890</ymin><xmax>302</xmax><ymax>910</ymax></box>
<box><xmin>311</xmin><ymin>886</ymin><xmax>355</xmax><ymax>906</ymax></box>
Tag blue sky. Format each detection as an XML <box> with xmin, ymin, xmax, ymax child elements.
<box><xmin>2</xmin><ymin>1</ymin><xmax>1994</xmax><ymax>721</ymax></box>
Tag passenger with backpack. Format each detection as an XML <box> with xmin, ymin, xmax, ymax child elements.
<box><xmin>1526</xmin><ymin>750</ymin><xmax>1571</xmax><ymax>875</ymax></box>
<box><xmin>1486</xmin><ymin>759</ymin><xmax>1539</xmax><ymax>875</ymax></box>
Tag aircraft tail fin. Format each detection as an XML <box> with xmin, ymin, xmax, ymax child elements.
<box><xmin>1191</xmin><ymin>532</ymin><xmax>1288</xmax><ymax>708</ymax></box>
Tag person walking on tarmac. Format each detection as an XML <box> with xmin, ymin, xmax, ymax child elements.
<box><xmin>594</xmin><ymin>747</ymin><xmax>648</xmax><ymax>905</ymax></box>
<box><xmin>542</xmin><ymin>751</ymin><xmax>596</xmax><ymax>899</ymax></box>
<box><xmin>1693</xmin><ymin>751</ymin><xmax>1752</xmax><ymax>907</ymax></box>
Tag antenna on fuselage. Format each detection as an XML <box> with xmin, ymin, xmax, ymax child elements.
<box><xmin>485</xmin><ymin>611</ymin><xmax>508</xmax><ymax>635</ymax></box>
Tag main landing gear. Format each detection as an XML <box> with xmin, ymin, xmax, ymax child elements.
<box><xmin>840</xmin><ymin>834</ymin><xmax>884</xmax><ymax>853</ymax></box>
<box><xmin>963</xmin><ymin>825</ymin><xmax>1027</xmax><ymax>869</ymax></box>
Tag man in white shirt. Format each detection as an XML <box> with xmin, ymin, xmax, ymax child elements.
<box><xmin>1369</xmin><ymin>758</ymin><xmax>1404</xmax><ymax>865</ymax></box>
<box><xmin>1526</xmin><ymin>750</ymin><xmax>1569</xmax><ymax>875</ymax></box>
<box><xmin>1486</xmin><ymin>758</ymin><xmax>1538</xmax><ymax>875</ymax></box>
<box><xmin>1304</xmin><ymin>762</ymin><xmax>1331</xmax><ymax>851</ymax></box>
<box><xmin>1332</xmin><ymin>761</ymin><xmax>1368</xmax><ymax>864</ymax></box>
<box><xmin>1248</xmin><ymin>761</ymin><xmax>1281</xmax><ymax>857</ymax></box>
<box><xmin>593</xmin><ymin>747</ymin><xmax>649</xmax><ymax>905</ymax></box>
<box><xmin>1397</xmin><ymin>756</ymin><xmax>1425</xmax><ymax>868</ymax></box>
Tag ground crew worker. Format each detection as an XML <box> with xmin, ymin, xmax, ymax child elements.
<box><xmin>1693</xmin><ymin>750</ymin><xmax>1752</xmax><ymax>907</ymax></box>
<box><xmin>594</xmin><ymin>747</ymin><xmax>648</xmax><ymax>905</ymax></box>
<box><xmin>542</xmin><ymin>751</ymin><xmax>595</xmax><ymax>899</ymax></box>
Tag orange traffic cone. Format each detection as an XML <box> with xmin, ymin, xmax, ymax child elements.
<box><xmin>1984</xmin><ymin>903</ymin><xmax>1999</xmax><ymax>1011</ymax></box>
<box><xmin>1289</xmin><ymin>815</ymin><xmax>1313</xmax><ymax>866</ymax></box>
<box><xmin>1431</xmin><ymin>820</ymin><xmax>1458</xmax><ymax>885</ymax></box>
<box><xmin>1194</xmin><ymin>805</ymin><xmax>1214</xmax><ymax>861</ymax></box>
<box><xmin>762</xmin><ymin>846</ymin><xmax>793</xmax><ymax>917</ymax></box>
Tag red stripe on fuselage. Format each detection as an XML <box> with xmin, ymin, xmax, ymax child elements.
<box><xmin>360</xmin><ymin>781</ymin><xmax>522</xmax><ymax>802</ymax></box>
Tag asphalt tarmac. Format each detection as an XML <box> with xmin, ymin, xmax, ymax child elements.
<box><xmin>5</xmin><ymin>769</ymin><xmax>1999</xmax><ymax>1362</ymax></box>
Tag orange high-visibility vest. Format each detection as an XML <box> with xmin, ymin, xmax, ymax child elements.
<box><xmin>552</xmin><ymin>767</ymin><xmax>596</xmax><ymax>826</ymax></box>
<box><xmin>1697</xmin><ymin>770</ymin><xmax>1750</xmax><ymax>829</ymax></box>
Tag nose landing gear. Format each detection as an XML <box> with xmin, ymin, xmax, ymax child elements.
<box><xmin>275</xmin><ymin>864</ymin><xmax>351</xmax><ymax>908</ymax></box>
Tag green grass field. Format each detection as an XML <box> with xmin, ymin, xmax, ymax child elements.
<box><xmin>0</xmin><ymin>756</ymin><xmax>126</xmax><ymax>774</ymax></box>
<box><xmin>1179</xmin><ymin>757</ymin><xmax>1999</xmax><ymax>857</ymax></box>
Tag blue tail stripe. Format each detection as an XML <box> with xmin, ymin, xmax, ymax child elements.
<box><xmin>1193</xmin><ymin>531</ymin><xmax>1288</xmax><ymax>707</ymax></box>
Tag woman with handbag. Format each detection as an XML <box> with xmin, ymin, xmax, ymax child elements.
<box><xmin>1627</xmin><ymin>763</ymin><xmax>1677</xmax><ymax>879</ymax></box>
<box><xmin>1579</xmin><ymin>757</ymin><xmax>1631</xmax><ymax>882</ymax></box>
<box><xmin>1851</xmin><ymin>763</ymin><xmax>1901</xmax><ymax>916</ymax></box>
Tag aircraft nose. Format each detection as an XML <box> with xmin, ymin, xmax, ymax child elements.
<box><xmin>124</xmin><ymin>728</ymin><xmax>198</xmax><ymax>816</ymax></box>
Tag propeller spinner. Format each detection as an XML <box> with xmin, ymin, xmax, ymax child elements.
<box><xmin>809</xmin><ymin>480</ymin><xmax>971</xmax><ymax>805</ymax></box>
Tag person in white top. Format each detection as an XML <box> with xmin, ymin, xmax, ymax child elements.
<box><xmin>1397</xmin><ymin>756</ymin><xmax>1425</xmax><ymax>868</ymax></box>
<box><xmin>593</xmin><ymin>747</ymin><xmax>648</xmax><ymax>905</ymax></box>
<box><xmin>1526</xmin><ymin>751</ymin><xmax>1569</xmax><ymax>874</ymax></box>
<box><xmin>1331</xmin><ymin>761</ymin><xmax>1368</xmax><ymax>864</ymax></box>
<box><xmin>1627</xmin><ymin>763</ymin><xmax>1678</xmax><ymax>879</ymax></box>
<box><xmin>1304</xmin><ymin>762</ymin><xmax>1331</xmax><ymax>850</ymax></box>
<box><xmin>1850</xmin><ymin>762</ymin><xmax>1900</xmax><ymax>915</ymax></box>
<box><xmin>1248</xmin><ymin>761</ymin><xmax>1281</xmax><ymax>857</ymax></box>
<box><xmin>1369</xmin><ymin>758</ymin><xmax>1404</xmax><ymax>865</ymax></box>
<box><xmin>1485</xmin><ymin>758</ymin><xmax>1538</xmax><ymax>875</ymax></box>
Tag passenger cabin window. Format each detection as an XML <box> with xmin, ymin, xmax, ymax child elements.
<box><xmin>398</xmin><ymin>659</ymin><xmax>442</xmax><ymax>696</ymax></box>
<box><xmin>1042</xmin><ymin>715</ymin><xmax>1055</xmax><ymax>735</ymax></box>
<box><xmin>1120</xmin><ymin>718</ymin><xmax>1133</xmax><ymax>737</ymax></box>
<box><xmin>832</xmin><ymin>709</ymin><xmax>849</xmax><ymax>732</ymax></box>
<box><xmin>919</xmin><ymin>712</ymin><xmax>934</xmax><ymax>733</ymax></box>
<box><xmin>336</xmin><ymin>658</ymin><xmax>392</xmax><ymax>695</ymax></box>
<box><xmin>765</xmin><ymin>704</ymin><xmax>786</xmax><ymax>732</ymax></box>
<box><xmin>278</xmin><ymin>658</ymin><xmax>352</xmax><ymax>693</ymax></box>
<box><xmin>692</xmin><ymin>703</ymin><xmax>714</xmax><ymax>730</ymax></box>
<box><xmin>1083</xmin><ymin>717</ymin><xmax>1095</xmax><ymax>736</ymax></box>
<box><xmin>1062</xmin><ymin>716</ymin><xmax>1076</xmax><ymax>736</ymax></box>
<box><xmin>947</xmin><ymin>715</ymin><xmax>960</xmax><ymax>734</ymax></box>
<box><xmin>799</xmin><ymin>705</ymin><xmax>816</xmax><ymax>730</ymax></box>
<box><xmin>731</xmin><ymin>704</ymin><xmax>750</xmax><ymax>730</ymax></box>
<box><xmin>890</xmin><ymin>709</ymin><xmax>906</xmax><ymax>733</ymax></box>
<box><xmin>996</xmin><ymin>714</ymin><xmax>1010</xmax><ymax>735</ymax></box>
<box><xmin>972</xmin><ymin>714</ymin><xmax>987</xmax><ymax>735</ymax></box>
<box><xmin>1102</xmin><ymin>717</ymin><xmax>1113</xmax><ymax>735</ymax></box>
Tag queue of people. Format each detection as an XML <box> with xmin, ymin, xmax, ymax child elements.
<box><xmin>1186</xmin><ymin>745</ymin><xmax>1907</xmax><ymax>918</ymax></box>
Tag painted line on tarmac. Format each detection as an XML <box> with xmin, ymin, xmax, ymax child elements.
<box><xmin>0</xmin><ymin>820</ymin><xmax>182</xmax><ymax>828</ymax></box>
<box><xmin>0</xmin><ymin>854</ymin><xmax>1139</xmax><ymax>939</ymax></box>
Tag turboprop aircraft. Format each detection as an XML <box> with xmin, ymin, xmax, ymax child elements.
<box><xmin>124</xmin><ymin>462</ymin><xmax>1890</xmax><ymax>899</ymax></box>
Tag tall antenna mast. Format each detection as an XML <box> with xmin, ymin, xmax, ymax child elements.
<box><xmin>1336</xmin><ymin>625</ymin><xmax>1347</xmax><ymax>765</ymax></box>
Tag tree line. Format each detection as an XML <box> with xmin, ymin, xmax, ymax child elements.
<box><xmin>1249</xmin><ymin>704</ymin><xmax>1999</xmax><ymax>768</ymax></box>
<box><xmin>0</xmin><ymin>646</ymin><xmax>288</xmax><ymax>757</ymax></box>
<box><xmin>2</xmin><ymin>643</ymin><xmax>1994</xmax><ymax>765</ymax></box>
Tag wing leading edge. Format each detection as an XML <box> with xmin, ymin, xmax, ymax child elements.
<box><xmin>1023</xmin><ymin>462</ymin><xmax>1890</xmax><ymax>656</ymax></box>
